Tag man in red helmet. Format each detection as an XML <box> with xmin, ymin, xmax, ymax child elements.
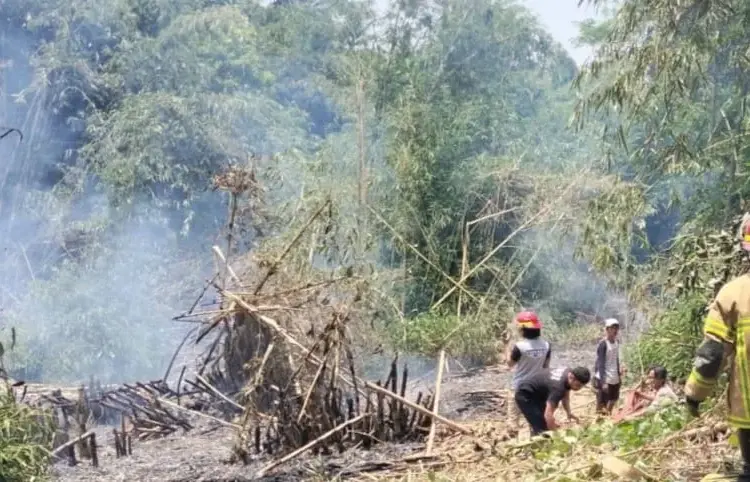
<box><xmin>506</xmin><ymin>310</ymin><xmax>551</xmax><ymax>434</ymax></box>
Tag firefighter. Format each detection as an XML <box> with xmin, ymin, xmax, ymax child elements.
<box><xmin>684</xmin><ymin>213</ymin><xmax>750</xmax><ymax>481</ymax></box>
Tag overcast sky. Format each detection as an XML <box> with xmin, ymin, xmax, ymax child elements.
<box><xmin>523</xmin><ymin>0</ymin><xmax>602</xmax><ymax>65</ymax></box>
<box><xmin>367</xmin><ymin>0</ymin><xmax>604</xmax><ymax>66</ymax></box>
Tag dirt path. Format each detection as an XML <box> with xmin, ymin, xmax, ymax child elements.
<box><xmin>50</xmin><ymin>345</ymin><xmax>599</xmax><ymax>481</ymax></box>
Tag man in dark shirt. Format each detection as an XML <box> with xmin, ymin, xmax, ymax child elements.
<box><xmin>513</xmin><ymin>367</ymin><xmax>591</xmax><ymax>435</ymax></box>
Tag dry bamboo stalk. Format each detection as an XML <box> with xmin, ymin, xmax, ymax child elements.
<box><xmin>363</xmin><ymin>382</ymin><xmax>471</xmax><ymax>435</ymax></box>
<box><xmin>220</xmin><ymin>290</ymin><xmax>367</xmax><ymax>395</ymax></box>
<box><xmin>212</xmin><ymin>246</ymin><xmax>242</xmax><ymax>286</ymax></box>
<box><xmin>426</xmin><ymin>349</ymin><xmax>446</xmax><ymax>454</ymax></box>
<box><xmin>297</xmin><ymin>352</ymin><xmax>329</xmax><ymax>423</ymax></box>
<box><xmin>251</xmin><ymin>341</ymin><xmax>275</xmax><ymax>389</ymax></box>
<box><xmin>155</xmin><ymin>397</ymin><xmax>240</xmax><ymax>428</ymax></box>
<box><xmin>367</xmin><ymin>205</ymin><xmax>479</xmax><ymax>303</ymax></box>
<box><xmin>194</xmin><ymin>374</ymin><xmax>244</xmax><ymax>411</ymax></box>
<box><xmin>254</xmin><ymin>199</ymin><xmax>331</xmax><ymax>295</ymax></box>
<box><xmin>255</xmin><ymin>413</ymin><xmax>367</xmax><ymax>478</ymax></box>
<box><xmin>431</xmin><ymin>180</ymin><xmax>577</xmax><ymax>309</ymax></box>
<box><xmin>51</xmin><ymin>430</ymin><xmax>95</xmax><ymax>457</ymax></box>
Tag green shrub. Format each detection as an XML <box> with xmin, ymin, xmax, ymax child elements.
<box><xmin>625</xmin><ymin>292</ymin><xmax>706</xmax><ymax>381</ymax></box>
<box><xmin>387</xmin><ymin>308</ymin><xmax>508</xmax><ymax>363</ymax></box>
<box><xmin>0</xmin><ymin>386</ymin><xmax>55</xmax><ymax>482</ymax></box>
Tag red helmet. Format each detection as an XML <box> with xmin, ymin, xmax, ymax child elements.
<box><xmin>515</xmin><ymin>311</ymin><xmax>542</xmax><ymax>329</ymax></box>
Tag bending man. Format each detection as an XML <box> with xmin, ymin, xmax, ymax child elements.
<box><xmin>514</xmin><ymin>366</ymin><xmax>591</xmax><ymax>435</ymax></box>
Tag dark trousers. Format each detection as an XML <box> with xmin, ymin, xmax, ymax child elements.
<box><xmin>514</xmin><ymin>389</ymin><xmax>547</xmax><ymax>435</ymax></box>
<box><xmin>596</xmin><ymin>382</ymin><xmax>621</xmax><ymax>411</ymax></box>
<box><xmin>739</xmin><ymin>429</ymin><xmax>750</xmax><ymax>481</ymax></box>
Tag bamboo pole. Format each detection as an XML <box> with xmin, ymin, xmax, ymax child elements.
<box><xmin>364</xmin><ymin>381</ymin><xmax>471</xmax><ymax>435</ymax></box>
<box><xmin>255</xmin><ymin>414</ymin><xmax>367</xmax><ymax>478</ymax></box>
<box><xmin>426</xmin><ymin>349</ymin><xmax>446</xmax><ymax>454</ymax></box>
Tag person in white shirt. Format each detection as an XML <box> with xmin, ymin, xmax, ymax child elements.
<box><xmin>505</xmin><ymin>310</ymin><xmax>551</xmax><ymax>434</ymax></box>
<box><xmin>594</xmin><ymin>318</ymin><xmax>626</xmax><ymax>414</ymax></box>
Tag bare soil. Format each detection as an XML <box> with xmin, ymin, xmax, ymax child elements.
<box><xmin>50</xmin><ymin>346</ymin><xmax>598</xmax><ymax>481</ymax></box>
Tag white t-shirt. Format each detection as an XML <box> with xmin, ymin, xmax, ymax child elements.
<box><xmin>604</xmin><ymin>340</ymin><xmax>620</xmax><ymax>384</ymax></box>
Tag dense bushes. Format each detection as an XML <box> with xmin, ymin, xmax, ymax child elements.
<box><xmin>0</xmin><ymin>387</ymin><xmax>54</xmax><ymax>481</ymax></box>
<box><xmin>624</xmin><ymin>292</ymin><xmax>706</xmax><ymax>382</ymax></box>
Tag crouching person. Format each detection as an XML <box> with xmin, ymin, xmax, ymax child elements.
<box><xmin>612</xmin><ymin>365</ymin><xmax>679</xmax><ymax>423</ymax></box>
<box><xmin>514</xmin><ymin>366</ymin><xmax>591</xmax><ymax>435</ymax></box>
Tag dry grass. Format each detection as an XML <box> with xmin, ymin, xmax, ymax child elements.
<box><xmin>343</xmin><ymin>389</ymin><xmax>738</xmax><ymax>482</ymax></box>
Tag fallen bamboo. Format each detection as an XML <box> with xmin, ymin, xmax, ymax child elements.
<box><xmin>156</xmin><ymin>397</ymin><xmax>241</xmax><ymax>429</ymax></box>
<box><xmin>194</xmin><ymin>374</ymin><xmax>244</xmax><ymax>411</ymax></box>
<box><xmin>363</xmin><ymin>382</ymin><xmax>472</xmax><ymax>435</ymax></box>
<box><xmin>255</xmin><ymin>413</ymin><xmax>367</xmax><ymax>478</ymax></box>
<box><xmin>367</xmin><ymin>205</ymin><xmax>478</xmax><ymax>303</ymax></box>
<box><xmin>426</xmin><ymin>349</ymin><xmax>446</xmax><ymax>454</ymax></box>
<box><xmin>51</xmin><ymin>430</ymin><xmax>95</xmax><ymax>457</ymax></box>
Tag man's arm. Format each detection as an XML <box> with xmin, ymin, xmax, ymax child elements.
<box><xmin>562</xmin><ymin>391</ymin><xmax>579</xmax><ymax>422</ymax></box>
<box><xmin>544</xmin><ymin>401</ymin><xmax>559</xmax><ymax>430</ymax></box>
<box><xmin>596</xmin><ymin>340</ymin><xmax>607</xmax><ymax>389</ymax></box>
<box><xmin>507</xmin><ymin>345</ymin><xmax>521</xmax><ymax>368</ymax></box>
<box><xmin>545</xmin><ymin>383</ymin><xmax>566</xmax><ymax>430</ymax></box>
<box><xmin>684</xmin><ymin>287</ymin><xmax>737</xmax><ymax>410</ymax></box>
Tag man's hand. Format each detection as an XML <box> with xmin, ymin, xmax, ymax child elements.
<box><xmin>567</xmin><ymin>412</ymin><xmax>580</xmax><ymax>424</ymax></box>
<box><xmin>601</xmin><ymin>384</ymin><xmax>609</xmax><ymax>393</ymax></box>
<box><xmin>686</xmin><ymin>397</ymin><xmax>701</xmax><ymax>417</ymax></box>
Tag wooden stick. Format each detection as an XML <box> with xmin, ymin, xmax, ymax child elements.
<box><xmin>90</xmin><ymin>433</ymin><xmax>99</xmax><ymax>467</ymax></box>
<box><xmin>51</xmin><ymin>430</ymin><xmax>95</xmax><ymax>457</ymax></box>
<box><xmin>212</xmin><ymin>246</ymin><xmax>242</xmax><ymax>286</ymax></box>
<box><xmin>155</xmin><ymin>397</ymin><xmax>240</xmax><ymax>428</ymax></box>
<box><xmin>255</xmin><ymin>414</ymin><xmax>366</xmax><ymax>478</ymax></box>
<box><xmin>426</xmin><ymin>349</ymin><xmax>446</xmax><ymax>454</ymax></box>
<box><xmin>194</xmin><ymin>374</ymin><xmax>244</xmax><ymax>411</ymax></box>
<box><xmin>363</xmin><ymin>382</ymin><xmax>471</xmax><ymax>435</ymax></box>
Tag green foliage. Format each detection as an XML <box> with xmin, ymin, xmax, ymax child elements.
<box><xmin>575</xmin><ymin>0</ymin><xmax>750</xmax><ymax>228</ymax></box>
<box><xmin>387</xmin><ymin>308</ymin><xmax>507</xmax><ymax>363</ymax></box>
<box><xmin>0</xmin><ymin>331</ymin><xmax>54</xmax><ymax>481</ymax></box>
<box><xmin>625</xmin><ymin>292</ymin><xmax>705</xmax><ymax>381</ymax></box>
<box><xmin>371</xmin><ymin>0</ymin><xmax>597</xmax><ymax>313</ymax></box>
<box><xmin>516</xmin><ymin>404</ymin><xmax>689</xmax><ymax>479</ymax></box>
<box><xmin>625</xmin><ymin>216</ymin><xmax>747</xmax><ymax>381</ymax></box>
<box><xmin>561</xmin><ymin>404</ymin><xmax>687</xmax><ymax>453</ymax></box>
<box><xmin>0</xmin><ymin>0</ymin><xmax>622</xmax><ymax>375</ymax></box>
<box><xmin>0</xmin><ymin>389</ymin><xmax>54</xmax><ymax>482</ymax></box>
